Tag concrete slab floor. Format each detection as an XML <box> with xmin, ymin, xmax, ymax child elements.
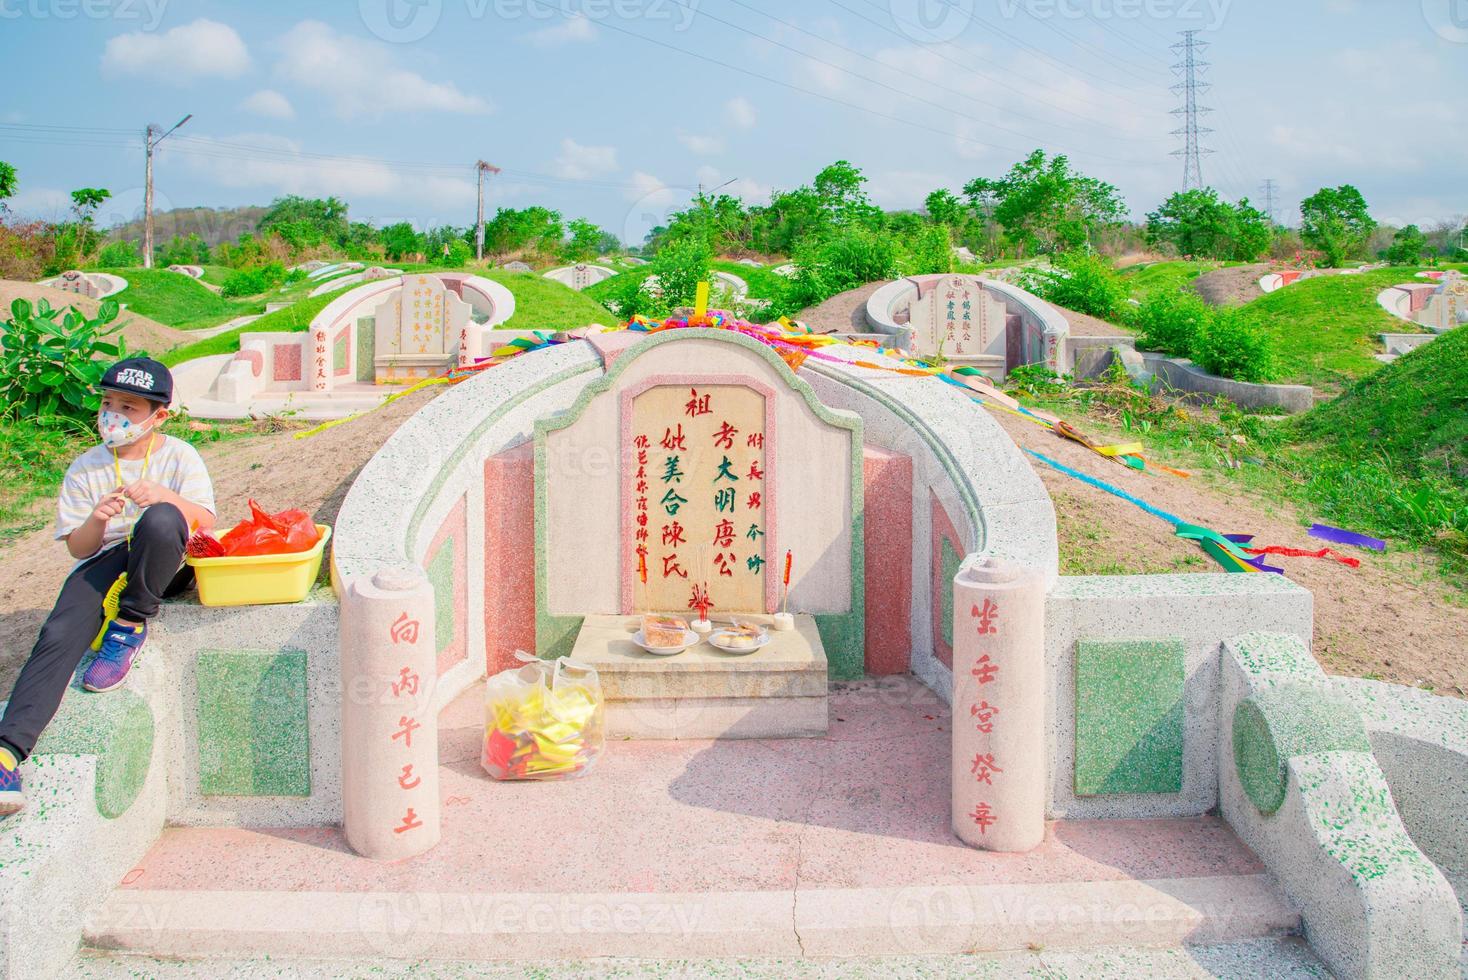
<box><xmin>66</xmin><ymin>937</ymin><xmax>1332</xmax><ymax>979</ymax></box>
<box><xmin>120</xmin><ymin>677</ymin><xmax>1268</xmax><ymax>897</ymax></box>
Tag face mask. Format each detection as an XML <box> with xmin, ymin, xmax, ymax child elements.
<box><xmin>98</xmin><ymin>410</ymin><xmax>157</xmax><ymax>449</ymax></box>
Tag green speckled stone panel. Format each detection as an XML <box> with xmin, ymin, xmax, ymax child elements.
<box><xmin>428</xmin><ymin>536</ymin><xmax>455</xmax><ymax>655</ymax></box>
<box><xmin>33</xmin><ymin>671</ymin><xmax>154</xmax><ymax>819</ymax></box>
<box><xmin>1074</xmin><ymin>638</ymin><xmax>1185</xmax><ymax>796</ymax></box>
<box><xmin>1233</xmin><ymin>682</ymin><xmax>1371</xmax><ymax>815</ymax></box>
<box><xmin>939</xmin><ymin>537</ymin><xmax>961</xmax><ymax>650</ymax></box>
<box><xmin>196</xmin><ymin>649</ymin><xmax>310</xmax><ymax>797</ymax></box>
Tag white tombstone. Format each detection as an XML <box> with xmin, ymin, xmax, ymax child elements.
<box><xmin>50</xmin><ymin>270</ymin><xmax>100</xmax><ymax>298</ymax></box>
<box><xmin>906</xmin><ymin>275</ymin><xmax>1009</xmax><ymax>374</ymax></box>
<box><xmin>503</xmin><ymin>261</ymin><xmax>533</xmax><ymax>273</ymax></box>
<box><xmin>373</xmin><ymin>274</ymin><xmax>472</xmax><ymax>382</ymax></box>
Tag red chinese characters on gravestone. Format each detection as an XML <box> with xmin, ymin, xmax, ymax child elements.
<box><xmin>389</xmin><ymin>612</ymin><xmax>420</xmax><ymax>645</ymax></box>
<box><xmin>968</xmin><ymin>598</ymin><xmax>1002</xmax><ymax>832</ymax></box>
<box><xmin>630</xmin><ymin>384</ymin><xmax>767</xmax><ymax>613</ymax></box>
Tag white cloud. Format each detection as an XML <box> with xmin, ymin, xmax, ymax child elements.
<box><xmin>239</xmin><ymin>89</ymin><xmax>295</xmax><ymax>120</ymax></box>
<box><xmin>273</xmin><ymin>21</ymin><xmax>491</xmax><ymax>120</ymax></box>
<box><xmin>551</xmin><ymin>138</ymin><xmax>618</xmax><ymax>180</ymax></box>
<box><xmin>677</xmin><ymin>132</ymin><xmax>725</xmax><ymax>155</ymax></box>
<box><xmin>626</xmin><ymin>171</ymin><xmax>672</xmax><ymax>203</ymax></box>
<box><xmin>725</xmin><ymin>96</ymin><xmax>757</xmax><ymax>129</ymax></box>
<box><xmin>525</xmin><ymin>13</ymin><xmax>595</xmax><ymax>46</ymax></box>
<box><xmin>101</xmin><ymin>18</ymin><xmax>250</xmax><ymax>82</ymax></box>
<box><xmin>5</xmin><ymin>186</ymin><xmax>71</xmax><ymax>219</ymax></box>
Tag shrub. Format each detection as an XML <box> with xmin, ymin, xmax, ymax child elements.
<box><xmin>1131</xmin><ymin>289</ymin><xmax>1211</xmax><ymax>357</ymax></box>
<box><xmin>1021</xmin><ymin>251</ymin><xmax>1128</xmax><ymax>321</ymax></box>
<box><xmin>785</xmin><ymin>227</ymin><xmax>900</xmax><ymax>309</ymax></box>
<box><xmin>219</xmin><ymin>261</ymin><xmax>286</xmax><ymax>298</ymax></box>
<box><xmin>96</xmin><ymin>240</ymin><xmax>141</xmax><ymax>268</ymax></box>
<box><xmin>900</xmin><ymin>224</ymin><xmax>955</xmax><ymax>276</ymax></box>
<box><xmin>1191</xmin><ymin>308</ymin><xmax>1276</xmax><ymax>383</ymax></box>
<box><xmin>0</xmin><ymin>298</ymin><xmax>126</xmax><ymax>424</ymax></box>
<box><xmin>650</xmin><ymin>235</ymin><xmax>711</xmax><ymax>311</ymax></box>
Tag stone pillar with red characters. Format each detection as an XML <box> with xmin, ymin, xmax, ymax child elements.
<box><xmin>341</xmin><ymin>566</ymin><xmax>441</xmax><ymax>860</ymax></box>
<box><xmin>950</xmin><ymin>556</ymin><xmax>1047</xmax><ymax>852</ymax></box>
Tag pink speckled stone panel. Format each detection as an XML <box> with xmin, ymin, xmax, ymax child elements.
<box><xmin>930</xmin><ymin>491</ymin><xmax>964</xmax><ymax>670</ymax></box>
<box><xmin>483</xmin><ymin>442</ymin><xmax>535</xmax><ymax>676</ymax></box>
<box><xmin>273</xmin><ymin>344</ymin><xmax>302</xmax><ymax>382</ymax></box>
<box><xmin>334</xmin><ymin>324</ymin><xmax>352</xmax><ymax>377</ymax></box>
<box><xmin>862</xmin><ymin>447</ymin><xmax>912</xmax><ymax>676</ymax></box>
<box><xmin>425</xmin><ymin>495</ymin><xmax>468</xmax><ymax>677</ymax></box>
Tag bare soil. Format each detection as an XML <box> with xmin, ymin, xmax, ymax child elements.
<box><xmin>1192</xmin><ymin>264</ymin><xmax>1270</xmax><ymax>307</ymax></box>
<box><xmin>0</xmin><ymin>279</ymin><xmax>191</xmax><ymax>353</ymax></box>
<box><xmin>795</xmin><ymin>281</ymin><xmax>885</xmax><ymax>334</ymax></box>
<box><xmin>991</xmin><ymin>409</ymin><xmax>1467</xmax><ymax>698</ymax></box>
<box><xmin>1050</xmin><ymin>304</ymin><xmax>1134</xmax><ymax>338</ymax></box>
<box><xmin>0</xmin><ymin>389</ymin><xmax>441</xmax><ymax>689</ymax></box>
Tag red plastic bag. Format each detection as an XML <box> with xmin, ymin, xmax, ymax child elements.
<box><xmin>219</xmin><ymin>499</ymin><xmax>320</xmax><ymax>557</ymax></box>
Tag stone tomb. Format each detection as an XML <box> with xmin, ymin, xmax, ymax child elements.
<box><xmin>536</xmin><ymin>332</ymin><xmax>864</xmax><ymax>737</ymax></box>
<box><xmin>1420</xmin><ymin>271</ymin><xmax>1467</xmax><ymax>332</ymax></box>
<box><xmin>371</xmin><ymin>273</ymin><xmax>474</xmax><ymax>382</ymax></box>
<box><xmin>906</xmin><ymin>274</ymin><xmax>1011</xmax><ymax>375</ymax></box>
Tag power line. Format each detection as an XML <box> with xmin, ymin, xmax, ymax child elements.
<box><xmin>1170</xmin><ymin>30</ymin><xmax>1213</xmax><ymax>191</ymax></box>
<box><xmin>671</xmin><ymin>0</ymin><xmax>1166</xmax><ymax>151</ymax></box>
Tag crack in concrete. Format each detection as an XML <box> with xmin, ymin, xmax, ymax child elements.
<box><xmin>789</xmin><ymin>735</ymin><xmax>831</xmax><ymax>958</ymax></box>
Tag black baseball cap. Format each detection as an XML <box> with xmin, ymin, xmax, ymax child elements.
<box><xmin>99</xmin><ymin>358</ymin><xmax>173</xmax><ymax>406</ymax></box>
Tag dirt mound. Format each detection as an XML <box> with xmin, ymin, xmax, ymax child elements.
<box><xmin>1051</xmin><ymin>304</ymin><xmax>1133</xmax><ymax>338</ymax></box>
<box><xmin>0</xmin><ymin>279</ymin><xmax>191</xmax><ymax>353</ymax></box>
<box><xmin>0</xmin><ymin>387</ymin><xmax>442</xmax><ymax>688</ymax></box>
<box><xmin>794</xmin><ymin>281</ymin><xmax>887</xmax><ymax>334</ymax></box>
<box><xmin>1192</xmin><ymin>264</ymin><xmax>1269</xmax><ymax>307</ymax></box>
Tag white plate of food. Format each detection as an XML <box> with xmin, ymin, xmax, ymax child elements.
<box><xmin>633</xmin><ymin>616</ymin><xmax>698</xmax><ymax>655</ymax></box>
<box><xmin>708</xmin><ymin>624</ymin><xmax>771</xmax><ymax>655</ymax></box>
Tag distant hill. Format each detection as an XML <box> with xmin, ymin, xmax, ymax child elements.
<box><xmin>106</xmin><ymin>205</ymin><xmax>266</xmax><ymax>248</ymax></box>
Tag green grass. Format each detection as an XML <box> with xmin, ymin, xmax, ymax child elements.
<box><xmin>1240</xmin><ymin>268</ymin><xmax>1429</xmax><ymax>390</ymax></box>
<box><xmin>480</xmin><ymin>269</ymin><xmax>617</xmax><ymax>332</ymax></box>
<box><xmin>709</xmin><ymin>260</ymin><xmax>785</xmax><ymax>300</ymax></box>
<box><xmin>1120</xmin><ymin>260</ymin><xmax>1240</xmax><ymax>299</ymax></box>
<box><xmin>101</xmin><ymin>268</ymin><xmax>257</xmax><ymax>331</ymax></box>
<box><xmin>158</xmin><ymin>291</ymin><xmax>340</xmax><ymax>366</ymax></box>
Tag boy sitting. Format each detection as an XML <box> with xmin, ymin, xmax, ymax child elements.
<box><xmin>0</xmin><ymin>358</ymin><xmax>215</xmax><ymax>815</ymax></box>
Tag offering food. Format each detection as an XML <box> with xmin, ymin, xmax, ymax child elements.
<box><xmin>717</xmin><ymin>623</ymin><xmax>766</xmax><ymax>650</ymax></box>
<box><xmin>642</xmin><ymin>614</ymin><xmax>689</xmax><ymax>649</ymax></box>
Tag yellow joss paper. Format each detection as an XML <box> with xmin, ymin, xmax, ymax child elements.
<box><xmin>481</xmin><ymin>655</ymin><xmax>605</xmax><ymax>781</ymax></box>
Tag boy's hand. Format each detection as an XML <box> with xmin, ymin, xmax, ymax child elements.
<box><xmin>121</xmin><ymin>480</ymin><xmax>172</xmax><ymax>508</ymax></box>
<box><xmin>90</xmin><ymin>491</ymin><xmax>127</xmax><ymax>524</ymax></box>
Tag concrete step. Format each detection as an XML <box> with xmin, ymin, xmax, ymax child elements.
<box><xmin>83</xmin><ymin>873</ymin><xmax>1298</xmax><ymax>962</ymax></box>
<box><xmin>66</xmin><ymin>936</ymin><xmax>1330</xmax><ymax>978</ymax></box>
<box><xmin>570</xmin><ymin>613</ymin><xmax>828</xmax><ymax>739</ymax></box>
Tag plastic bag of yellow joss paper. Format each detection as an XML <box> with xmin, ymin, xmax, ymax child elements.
<box><xmin>482</xmin><ymin>652</ymin><xmax>605</xmax><ymax>781</ymax></box>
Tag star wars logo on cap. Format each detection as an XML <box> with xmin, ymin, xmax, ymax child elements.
<box><xmin>114</xmin><ymin>367</ymin><xmax>155</xmax><ymax>390</ymax></box>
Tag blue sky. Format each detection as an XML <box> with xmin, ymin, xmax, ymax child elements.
<box><xmin>2</xmin><ymin>0</ymin><xmax>1464</xmax><ymax>244</ymax></box>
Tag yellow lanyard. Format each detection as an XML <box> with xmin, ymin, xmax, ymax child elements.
<box><xmin>111</xmin><ymin>433</ymin><xmax>157</xmax><ymax>540</ymax></box>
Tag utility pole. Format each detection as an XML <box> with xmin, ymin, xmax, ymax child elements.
<box><xmin>474</xmin><ymin>160</ymin><xmax>500</xmax><ymax>262</ymax></box>
<box><xmin>1260</xmin><ymin>179</ymin><xmax>1279</xmax><ymax>225</ymax></box>
<box><xmin>142</xmin><ymin>114</ymin><xmax>191</xmax><ymax>269</ymax></box>
<box><xmin>1170</xmin><ymin>31</ymin><xmax>1213</xmax><ymax>191</ymax></box>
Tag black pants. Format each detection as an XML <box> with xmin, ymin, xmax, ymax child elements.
<box><xmin>0</xmin><ymin>503</ymin><xmax>191</xmax><ymax>761</ymax></box>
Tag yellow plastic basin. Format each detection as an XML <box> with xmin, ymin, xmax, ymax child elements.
<box><xmin>186</xmin><ymin>524</ymin><xmax>332</xmax><ymax>607</ymax></box>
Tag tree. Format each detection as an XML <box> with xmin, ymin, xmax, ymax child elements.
<box><xmin>963</xmin><ymin>150</ymin><xmax>1126</xmax><ymax>256</ymax></box>
<box><xmin>69</xmin><ymin>188</ymin><xmax>110</xmax><ymax>224</ymax></box>
<box><xmin>378</xmin><ymin>222</ymin><xmax>423</xmax><ymax>261</ymax></box>
<box><xmin>258</xmin><ymin>196</ymin><xmax>350</xmax><ymax>251</ymax></box>
<box><xmin>1300</xmin><ymin>185</ymin><xmax>1375</xmax><ymax>268</ymax></box>
<box><xmin>812</xmin><ymin>160</ymin><xmax>879</xmax><ymax>226</ymax></box>
<box><xmin>563</xmin><ymin>217</ymin><xmax>608</xmax><ymax>261</ymax></box>
<box><xmin>0</xmin><ymin>161</ymin><xmax>15</xmax><ymax>213</ymax></box>
<box><xmin>1145</xmin><ymin>188</ymin><xmax>1273</xmax><ymax>261</ymax></box>
<box><xmin>924</xmin><ymin>189</ymin><xmax>965</xmax><ymax>227</ymax></box>
<box><xmin>1385</xmin><ymin>225</ymin><xmax>1427</xmax><ymax>265</ymax></box>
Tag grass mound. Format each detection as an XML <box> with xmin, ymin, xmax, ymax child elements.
<box><xmin>102</xmin><ymin>267</ymin><xmax>250</xmax><ymax>331</ymax></box>
<box><xmin>1284</xmin><ymin>325</ymin><xmax>1468</xmax><ymax>558</ymax></box>
<box><xmin>1242</xmin><ymin>269</ymin><xmax>1419</xmax><ymax>390</ymax></box>
<box><xmin>479</xmin><ymin>269</ymin><xmax>615</xmax><ymax>332</ymax></box>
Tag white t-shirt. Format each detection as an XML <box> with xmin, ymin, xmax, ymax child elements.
<box><xmin>55</xmin><ymin>435</ymin><xmax>216</xmax><ymax>557</ymax></box>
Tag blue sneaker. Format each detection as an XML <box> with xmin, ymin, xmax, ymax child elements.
<box><xmin>83</xmin><ymin>620</ymin><xmax>146</xmax><ymax>693</ymax></box>
<box><xmin>0</xmin><ymin>752</ymin><xmax>22</xmax><ymax>816</ymax></box>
